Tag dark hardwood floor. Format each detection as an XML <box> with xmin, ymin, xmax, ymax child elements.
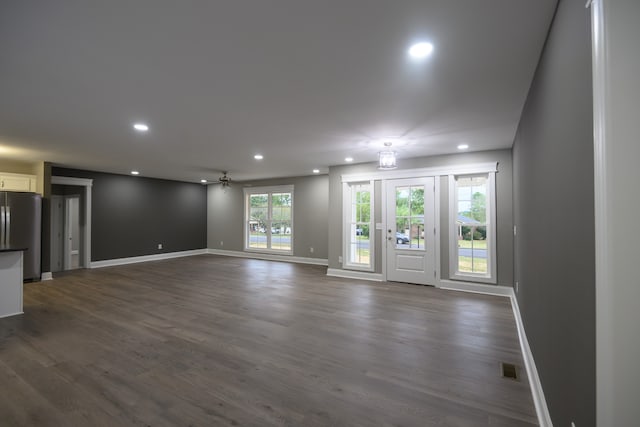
<box><xmin>0</xmin><ymin>255</ymin><xmax>537</xmax><ymax>426</ymax></box>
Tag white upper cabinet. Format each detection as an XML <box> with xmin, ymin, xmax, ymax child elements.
<box><xmin>0</xmin><ymin>172</ymin><xmax>37</xmax><ymax>192</ymax></box>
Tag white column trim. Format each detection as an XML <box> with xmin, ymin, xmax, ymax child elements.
<box><xmin>590</xmin><ymin>1</ymin><xmax>614</xmax><ymax>426</ymax></box>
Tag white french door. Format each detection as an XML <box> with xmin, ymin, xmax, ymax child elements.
<box><xmin>385</xmin><ymin>177</ymin><xmax>436</xmax><ymax>285</ymax></box>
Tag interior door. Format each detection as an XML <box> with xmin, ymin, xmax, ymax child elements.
<box><xmin>63</xmin><ymin>196</ymin><xmax>81</xmax><ymax>270</ymax></box>
<box><xmin>385</xmin><ymin>177</ymin><xmax>436</xmax><ymax>285</ymax></box>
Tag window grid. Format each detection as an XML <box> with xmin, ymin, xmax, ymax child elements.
<box><xmin>453</xmin><ymin>174</ymin><xmax>492</xmax><ymax>279</ymax></box>
<box><xmin>395</xmin><ymin>186</ymin><xmax>426</xmax><ymax>250</ymax></box>
<box><xmin>345</xmin><ymin>182</ymin><xmax>373</xmax><ymax>270</ymax></box>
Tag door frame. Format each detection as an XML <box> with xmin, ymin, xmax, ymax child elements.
<box><xmin>50</xmin><ymin>195</ymin><xmax>64</xmax><ymax>273</ymax></box>
<box><xmin>381</xmin><ymin>176</ymin><xmax>440</xmax><ymax>286</ymax></box>
<box><xmin>51</xmin><ymin>176</ymin><xmax>92</xmax><ymax>269</ymax></box>
<box><xmin>341</xmin><ymin>162</ymin><xmax>498</xmax><ymax>286</ymax></box>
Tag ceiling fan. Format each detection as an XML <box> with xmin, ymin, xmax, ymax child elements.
<box><xmin>217</xmin><ymin>171</ymin><xmax>232</xmax><ymax>188</ymax></box>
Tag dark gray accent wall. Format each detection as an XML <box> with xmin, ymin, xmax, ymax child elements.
<box><xmin>512</xmin><ymin>1</ymin><xmax>594</xmax><ymax>425</ymax></box>
<box><xmin>53</xmin><ymin>168</ymin><xmax>207</xmax><ymax>261</ymax></box>
<box><xmin>207</xmin><ymin>174</ymin><xmax>329</xmax><ymax>260</ymax></box>
<box><xmin>328</xmin><ymin>149</ymin><xmax>513</xmax><ymax>286</ymax></box>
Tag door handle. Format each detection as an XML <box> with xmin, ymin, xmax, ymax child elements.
<box><xmin>0</xmin><ymin>206</ymin><xmax>4</xmax><ymax>244</ymax></box>
<box><xmin>5</xmin><ymin>206</ymin><xmax>9</xmax><ymax>243</ymax></box>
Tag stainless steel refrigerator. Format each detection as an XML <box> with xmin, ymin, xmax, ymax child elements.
<box><xmin>0</xmin><ymin>191</ymin><xmax>42</xmax><ymax>281</ymax></box>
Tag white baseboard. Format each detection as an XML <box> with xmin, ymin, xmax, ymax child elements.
<box><xmin>207</xmin><ymin>248</ymin><xmax>328</xmax><ymax>266</ymax></box>
<box><xmin>90</xmin><ymin>249</ymin><xmax>208</xmax><ymax>268</ymax></box>
<box><xmin>439</xmin><ymin>279</ymin><xmax>513</xmax><ymax>297</ymax></box>
<box><xmin>40</xmin><ymin>272</ymin><xmax>53</xmax><ymax>281</ymax></box>
<box><xmin>509</xmin><ymin>288</ymin><xmax>552</xmax><ymax>427</ymax></box>
<box><xmin>326</xmin><ymin>268</ymin><xmax>383</xmax><ymax>282</ymax></box>
<box><xmin>0</xmin><ymin>311</ymin><xmax>23</xmax><ymax>319</ymax></box>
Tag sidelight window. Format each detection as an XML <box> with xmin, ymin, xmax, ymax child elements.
<box><xmin>449</xmin><ymin>173</ymin><xmax>496</xmax><ymax>283</ymax></box>
<box><xmin>343</xmin><ymin>181</ymin><xmax>374</xmax><ymax>270</ymax></box>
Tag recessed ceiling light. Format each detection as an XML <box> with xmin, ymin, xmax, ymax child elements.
<box><xmin>131</xmin><ymin>170</ymin><xmax>140</xmax><ymax>175</ymax></box>
<box><xmin>200</xmin><ymin>179</ymin><xmax>207</xmax><ymax>183</ymax></box>
<box><xmin>312</xmin><ymin>169</ymin><xmax>320</xmax><ymax>174</ymax></box>
<box><xmin>408</xmin><ymin>42</ymin><xmax>434</xmax><ymax>59</ymax></box>
<box><xmin>345</xmin><ymin>157</ymin><xmax>354</xmax><ymax>163</ymax></box>
<box><xmin>457</xmin><ymin>144</ymin><xmax>469</xmax><ymax>150</ymax></box>
<box><xmin>133</xmin><ymin>123</ymin><xmax>149</xmax><ymax>132</ymax></box>
<box><xmin>254</xmin><ymin>154</ymin><xmax>264</xmax><ymax>160</ymax></box>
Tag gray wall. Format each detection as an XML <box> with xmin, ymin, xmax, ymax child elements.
<box><xmin>53</xmin><ymin>168</ymin><xmax>207</xmax><ymax>261</ymax></box>
<box><xmin>207</xmin><ymin>174</ymin><xmax>329</xmax><ymax>260</ymax></box>
<box><xmin>512</xmin><ymin>0</ymin><xmax>595</xmax><ymax>425</ymax></box>
<box><xmin>328</xmin><ymin>149</ymin><xmax>514</xmax><ymax>287</ymax></box>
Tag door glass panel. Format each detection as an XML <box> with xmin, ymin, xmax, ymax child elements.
<box><xmin>410</xmin><ymin>187</ymin><xmax>424</xmax><ymax>216</ymax></box>
<box><xmin>395</xmin><ymin>185</ymin><xmax>425</xmax><ymax>250</ymax></box>
<box><xmin>410</xmin><ymin>218</ymin><xmax>425</xmax><ymax>249</ymax></box>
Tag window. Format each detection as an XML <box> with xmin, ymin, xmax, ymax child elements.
<box><xmin>244</xmin><ymin>185</ymin><xmax>293</xmax><ymax>254</ymax></box>
<box><xmin>343</xmin><ymin>181</ymin><xmax>374</xmax><ymax>270</ymax></box>
<box><xmin>449</xmin><ymin>173</ymin><xmax>496</xmax><ymax>283</ymax></box>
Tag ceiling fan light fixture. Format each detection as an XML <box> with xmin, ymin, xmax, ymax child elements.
<box><xmin>218</xmin><ymin>171</ymin><xmax>231</xmax><ymax>188</ymax></box>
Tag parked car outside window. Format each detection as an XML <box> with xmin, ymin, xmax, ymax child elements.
<box><xmin>396</xmin><ymin>233</ymin><xmax>410</xmax><ymax>244</ymax></box>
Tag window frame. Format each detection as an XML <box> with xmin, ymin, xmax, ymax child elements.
<box><xmin>448</xmin><ymin>173</ymin><xmax>497</xmax><ymax>284</ymax></box>
<box><xmin>244</xmin><ymin>185</ymin><xmax>294</xmax><ymax>255</ymax></box>
<box><xmin>342</xmin><ymin>180</ymin><xmax>375</xmax><ymax>272</ymax></box>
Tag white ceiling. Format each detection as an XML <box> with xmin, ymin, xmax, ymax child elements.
<box><xmin>0</xmin><ymin>0</ymin><xmax>557</xmax><ymax>182</ymax></box>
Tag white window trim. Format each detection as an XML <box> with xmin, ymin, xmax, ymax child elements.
<box><xmin>448</xmin><ymin>172</ymin><xmax>497</xmax><ymax>284</ymax></box>
<box><xmin>243</xmin><ymin>185</ymin><xmax>294</xmax><ymax>255</ymax></box>
<box><xmin>342</xmin><ymin>162</ymin><xmax>498</xmax><ymax>183</ymax></box>
<box><xmin>342</xmin><ymin>180</ymin><xmax>375</xmax><ymax>272</ymax></box>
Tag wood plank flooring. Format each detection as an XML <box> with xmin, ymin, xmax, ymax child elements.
<box><xmin>0</xmin><ymin>255</ymin><xmax>537</xmax><ymax>426</ymax></box>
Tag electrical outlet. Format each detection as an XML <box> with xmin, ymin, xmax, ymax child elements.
<box><xmin>220</xmin><ymin>241</ymin><xmax>223</xmax><ymax>247</ymax></box>
<box><xmin>514</xmin><ymin>225</ymin><xmax>517</xmax><ymax>236</ymax></box>
<box><xmin>515</xmin><ymin>281</ymin><xmax>519</xmax><ymax>293</ymax></box>
<box><xmin>157</xmin><ymin>243</ymin><xmax>163</xmax><ymax>250</ymax></box>
<box><xmin>310</xmin><ymin>247</ymin><xmax>314</xmax><ymax>253</ymax></box>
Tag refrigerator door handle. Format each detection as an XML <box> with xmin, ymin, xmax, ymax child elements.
<box><xmin>0</xmin><ymin>205</ymin><xmax>4</xmax><ymax>245</ymax></box>
<box><xmin>5</xmin><ymin>205</ymin><xmax>9</xmax><ymax>244</ymax></box>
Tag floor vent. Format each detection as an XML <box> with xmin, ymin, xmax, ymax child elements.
<box><xmin>501</xmin><ymin>362</ymin><xmax>519</xmax><ymax>380</ymax></box>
